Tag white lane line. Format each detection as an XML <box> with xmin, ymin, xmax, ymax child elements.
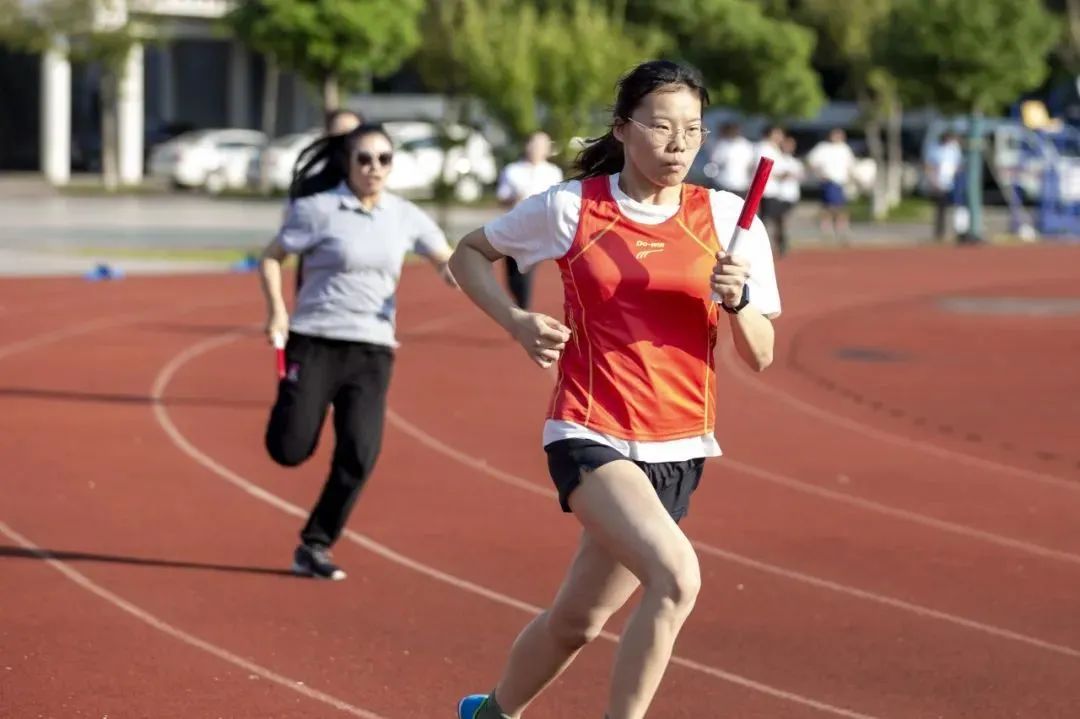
<box><xmin>388</xmin><ymin>411</ymin><xmax>1080</xmax><ymax>660</ymax></box>
<box><xmin>0</xmin><ymin>520</ymin><xmax>389</xmax><ymax>719</ymax></box>
<box><xmin>152</xmin><ymin>331</ymin><xmax>885</xmax><ymax>719</ymax></box>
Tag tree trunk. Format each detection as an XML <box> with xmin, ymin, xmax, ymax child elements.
<box><xmin>1066</xmin><ymin>0</ymin><xmax>1080</xmax><ymax>63</ymax></box>
<box><xmin>863</xmin><ymin>114</ymin><xmax>888</xmax><ymax>221</ymax></box>
<box><xmin>857</xmin><ymin>87</ymin><xmax>889</xmax><ymax>221</ymax></box>
<box><xmin>436</xmin><ymin>94</ymin><xmax>466</xmax><ymax>224</ymax></box>
<box><xmin>885</xmin><ymin>98</ymin><xmax>904</xmax><ymax>210</ymax></box>
<box><xmin>322</xmin><ymin>73</ymin><xmax>340</xmax><ymax>112</ymax></box>
<box><xmin>612</xmin><ymin>0</ymin><xmax>627</xmax><ymax>25</ymax></box>
<box><xmin>100</xmin><ymin>72</ymin><xmax>119</xmax><ymax>192</ymax></box>
<box><xmin>261</xmin><ymin>61</ymin><xmax>279</xmax><ymax>137</ymax></box>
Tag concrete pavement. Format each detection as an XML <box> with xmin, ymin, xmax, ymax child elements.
<box><xmin>0</xmin><ymin>173</ymin><xmax>1014</xmax><ymax>277</ymax></box>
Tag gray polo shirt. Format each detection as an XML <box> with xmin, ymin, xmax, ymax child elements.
<box><xmin>278</xmin><ymin>182</ymin><xmax>449</xmax><ymax>347</ymax></box>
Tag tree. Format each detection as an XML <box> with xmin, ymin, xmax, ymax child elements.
<box><xmin>879</xmin><ymin>0</ymin><xmax>1058</xmax><ymax>114</ymax></box>
<box><xmin>418</xmin><ymin>0</ymin><xmax>664</xmax><ymax>151</ymax></box>
<box><xmin>625</xmin><ymin>0</ymin><xmax>825</xmax><ymax>120</ymax></box>
<box><xmin>418</xmin><ymin>0</ymin><xmax>542</xmax><ymax>141</ymax></box>
<box><xmin>1040</xmin><ymin>0</ymin><xmax>1080</xmax><ymax>92</ymax></box>
<box><xmin>797</xmin><ymin>0</ymin><xmax>902</xmax><ymax>219</ymax></box>
<box><xmin>878</xmin><ymin>0</ymin><xmax>1058</xmax><ymax>238</ymax></box>
<box><xmin>226</xmin><ymin>0</ymin><xmax>424</xmax><ymax>112</ymax></box>
<box><xmin>1059</xmin><ymin>0</ymin><xmax>1080</xmax><ymax>69</ymax></box>
<box><xmin>534</xmin><ymin>2</ymin><xmax>667</xmax><ymax>144</ymax></box>
<box><xmin>0</xmin><ymin>0</ymin><xmax>145</xmax><ymax>189</ymax></box>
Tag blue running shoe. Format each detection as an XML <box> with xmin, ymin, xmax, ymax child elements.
<box><xmin>457</xmin><ymin>694</ymin><xmax>488</xmax><ymax>718</ymax></box>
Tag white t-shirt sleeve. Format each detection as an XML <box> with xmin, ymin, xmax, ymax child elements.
<box><xmin>791</xmin><ymin>157</ymin><xmax>806</xmax><ymax>180</ymax></box>
<box><xmin>709</xmin><ymin>190</ymin><xmax>782</xmax><ymax>318</ymax></box>
<box><xmin>482</xmin><ymin>180</ymin><xmax>582</xmax><ymax>272</ymax></box>
<box><xmin>806</xmin><ymin>143</ymin><xmax>825</xmax><ymax>173</ymax></box>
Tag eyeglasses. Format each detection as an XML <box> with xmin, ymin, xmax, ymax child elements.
<box><xmin>624</xmin><ymin>117</ymin><xmax>710</xmax><ymax>147</ymax></box>
<box><xmin>355</xmin><ymin>151</ymin><xmax>393</xmax><ymax>168</ymax></box>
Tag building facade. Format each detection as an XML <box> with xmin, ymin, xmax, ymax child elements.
<box><xmin>7</xmin><ymin>0</ymin><xmax>323</xmax><ymax>183</ymax></box>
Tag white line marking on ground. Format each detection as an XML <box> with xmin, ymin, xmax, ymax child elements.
<box><xmin>388</xmin><ymin>411</ymin><xmax>1080</xmax><ymax>659</ymax></box>
<box><xmin>0</xmin><ymin>520</ymin><xmax>389</xmax><ymax>719</ymax></box>
<box><xmin>151</xmin><ymin>330</ymin><xmax>885</xmax><ymax>719</ymax></box>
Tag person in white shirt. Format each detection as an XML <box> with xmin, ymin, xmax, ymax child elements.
<box><xmin>772</xmin><ymin>135</ymin><xmax>805</xmax><ymax>257</ymax></box>
<box><xmin>806</xmin><ymin>127</ymin><xmax>857</xmax><ymax>241</ymax></box>
<box><xmin>495</xmin><ymin>131</ymin><xmax>565</xmax><ymax>309</ymax></box>
<box><xmin>924</xmin><ymin>131</ymin><xmax>963</xmax><ymax>242</ymax></box>
<box><xmin>707</xmin><ymin>121</ymin><xmax>754</xmax><ymax>194</ymax></box>
<box><xmin>754</xmin><ymin>126</ymin><xmax>786</xmax><ymax>254</ymax></box>
<box><xmin>447</xmin><ymin>59</ymin><xmax>779</xmax><ymax>719</ymax></box>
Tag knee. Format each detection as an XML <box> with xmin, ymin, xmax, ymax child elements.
<box><xmin>265</xmin><ymin>433</ymin><xmax>313</xmax><ymax>468</ymax></box>
<box><xmin>646</xmin><ymin>549</ymin><xmax>701</xmax><ymax>615</ymax></box>
<box><xmin>545</xmin><ymin>605</ymin><xmax>609</xmax><ymax>652</ymax></box>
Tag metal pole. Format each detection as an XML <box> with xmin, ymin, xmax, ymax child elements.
<box><xmin>965</xmin><ymin>110</ymin><xmax>984</xmax><ymax>242</ymax></box>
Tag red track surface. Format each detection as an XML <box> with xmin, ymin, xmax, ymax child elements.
<box><xmin>2</xmin><ymin>245</ymin><xmax>1079</xmax><ymax>718</ymax></box>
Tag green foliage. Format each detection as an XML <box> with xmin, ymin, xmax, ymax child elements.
<box><xmin>418</xmin><ymin>0</ymin><xmax>542</xmax><ymax>139</ymax></box>
<box><xmin>418</xmin><ymin>0</ymin><xmax>663</xmax><ymax>144</ymax></box>
<box><xmin>791</xmin><ymin>0</ymin><xmax>905</xmax><ymax>132</ymax></box>
<box><xmin>227</xmin><ymin>0</ymin><xmax>424</xmax><ymax>95</ymax></box>
<box><xmin>0</xmin><ymin>0</ymin><xmax>141</xmax><ymax>70</ymax></box>
<box><xmin>878</xmin><ymin>0</ymin><xmax>1059</xmax><ymax>113</ymax></box>
<box><xmin>534</xmin><ymin>3</ymin><xmax>666</xmax><ymax>142</ymax></box>
<box><xmin>625</xmin><ymin>0</ymin><xmax>825</xmax><ymax>118</ymax></box>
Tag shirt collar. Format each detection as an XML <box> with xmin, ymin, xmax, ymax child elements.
<box><xmin>335</xmin><ymin>181</ymin><xmax>383</xmax><ymax>213</ymax></box>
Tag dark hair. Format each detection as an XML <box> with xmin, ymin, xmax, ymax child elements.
<box><xmin>574</xmin><ymin>60</ymin><xmax>709</xmax><ymax>180</ymax></box>
<box><xmin>324</xmin><ymin>108</ymin><xmax>364</xmax><ymax>134</ymax></box>
<box><xmin>288</xmin><ymin>123</ymin><xmax>392</xmax><ymax>200</ymax></box>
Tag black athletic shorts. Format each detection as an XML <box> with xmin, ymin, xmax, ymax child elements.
<box><xmin>545</xmin><ymin>438</ymin><xmax>705</xmax><ymax>522</ymax></box>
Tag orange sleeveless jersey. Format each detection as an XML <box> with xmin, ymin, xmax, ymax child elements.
<box><xmin>550</xmin><ymin>176</ymin><xmax>721</xmax><ymax>441</ymax></box>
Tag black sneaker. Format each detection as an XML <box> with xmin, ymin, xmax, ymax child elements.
<box><xmin>291</xmin><ymin>544</ymin><xmax>346</xmax><ymax>581</ymax></box>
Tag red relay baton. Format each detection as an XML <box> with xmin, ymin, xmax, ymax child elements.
<box><xmin>272</xmin><ymin>331</ymin><xmax>286</xmax><ymax>379</ymax></box>
<box><xmin>713</xmin><ymin>156</ymin><xmax>773</xmax><ymax>303</ymax></box>
<box><xmin>729</xmin><ymin>156</ymin><xmax>773</xmax><ymax>254</ymax></box>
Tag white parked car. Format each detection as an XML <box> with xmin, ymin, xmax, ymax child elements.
<box><xmin>248</xmin><ymin>129</ymin><xmax>322</xmax><ymax>194</ymax></box>
<box><xmin>383</xmin><ymin>121</ymin><xmax>497</xmax><ymax>202</ymax></box>
<box><xmin>149</xmin><ymin>129</ymin><xmax>268</xmax><ymax>193</ymax></box>
<box><xmin>246</xmin><ymin>121</ymin><xmax>498</xmax><ymax>200</ymax></box>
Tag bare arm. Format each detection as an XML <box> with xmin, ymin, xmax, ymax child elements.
<box><xmin>711</xmin><ymin>252</ymin><xmax>775</xmax><ymax>371</ymax></box>
<box><xmin>726</xmin><ymin>308</ymin><xmax>774</xmax><ymax>371</ymax></box>
<box><xmin>448</xmin><ymin>228</ymin><xmax>525</xmax><ymax>334</ymax></box>
<box><xmin>423</xmin><ymin>242</ymin><xmax>458</xmax><ymax>287</ymax></box>
<box><xmin>448</xmin><ymin>228</ymin><xmax>569</xmax><ymax>367</ymax></box>
<box><xmin>259</xmin><ymin>237</ymin><xmax>290</xmax><ymax>343</ymax></box>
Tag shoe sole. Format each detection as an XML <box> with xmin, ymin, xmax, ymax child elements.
<box><xmin>290</xmin><ymin>560</ymin><xmax>346</xmax><ymax>581</ymax></box>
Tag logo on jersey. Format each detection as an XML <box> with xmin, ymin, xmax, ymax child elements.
<box><xmin>634</xmin><ymin>240</ymin><xmax>666</xmax><ymax>261</ymax></box>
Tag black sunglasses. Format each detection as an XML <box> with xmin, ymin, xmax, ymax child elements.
<box><xmin>354</xmin><ymin>151</ymin><xmax>393</xmax><ymax>168</ymax></box>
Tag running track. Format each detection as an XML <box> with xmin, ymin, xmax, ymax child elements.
<box><xmin>1</xmin><ymin>244</ymin><xmax>1078</xmax><ymax>718</ymax></box>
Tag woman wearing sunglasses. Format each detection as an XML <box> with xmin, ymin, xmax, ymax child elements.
<box><xmin>258</xmin><ymin>123</ymin><xmax>456</xmax><ymax>581</ymax></box>
<box><xmin>450</xmin><ymin>60</ymin><xmax>780</xmax><ymax>719</ymax></box>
